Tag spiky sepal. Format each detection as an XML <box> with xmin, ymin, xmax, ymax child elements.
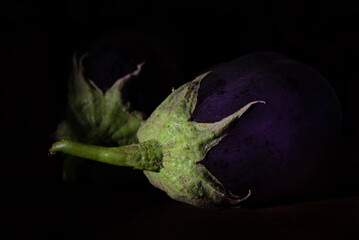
<box><xmin>137</xmin><ymin>72</ymin><xmax>265</xmax><ymax>207</ymax></box>
<box><xmin>55</xmin><ymin>55</ymin><xmax>144</xmax><ymax>183</ymax></box>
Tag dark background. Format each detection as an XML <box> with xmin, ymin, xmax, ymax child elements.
<box><xmin>1</xmin><ymin>0</ymin><xmax>359</xmax><ymax>239</ymax></box>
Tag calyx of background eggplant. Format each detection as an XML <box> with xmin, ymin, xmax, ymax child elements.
<box><xmin>55</xmin><ymin>55</ymin><xmax>144</xmax><ymax>183</ymax></box>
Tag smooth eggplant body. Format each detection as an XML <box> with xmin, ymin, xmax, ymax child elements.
<box><xmin>192</xmin><ymin>52</ymin><xmax>342</xmax><ymax>206</ymax></box>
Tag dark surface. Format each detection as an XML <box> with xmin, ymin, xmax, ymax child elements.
<box><xmin>1</xmin><ymin>1</ymin><xmax>359</xmax><ymax>239</ymax></box>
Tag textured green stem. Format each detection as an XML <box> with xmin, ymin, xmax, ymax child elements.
<box><xmin>50</xmin><ymin>140</ymin><xmax>163</xmax><ymax>171</ymax></box>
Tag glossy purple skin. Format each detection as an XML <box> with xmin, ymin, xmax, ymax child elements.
<box><xmin>192</xmin><ymin>52</ymin><xmax>342</xmax><ymax>206</ymax></box>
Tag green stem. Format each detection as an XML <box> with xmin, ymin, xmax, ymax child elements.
<box><xmin>50</xmin><ymin>140</ymin><xmax>163</xmax><ymax>171</ymax></box>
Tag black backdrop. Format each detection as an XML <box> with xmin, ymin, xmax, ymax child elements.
<box><xmin>1</xmin><ymin>1</ymin><xmax>359</xmax><ymax>239</ymax></box>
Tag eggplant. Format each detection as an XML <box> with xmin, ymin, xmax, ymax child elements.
<box><xmin>51</xmin><ymin>52</ymin><xmax>342</xmax><ymax>207</ymax></box>
<box><xmin>192</xmin><ymin>52</ymin><xmax>342</xmax><ymax>206</ymax></box>
<box><xmin>55</xmin><ymin>33</ymin><xmax>183</xmax><ymax>188</ymax></box>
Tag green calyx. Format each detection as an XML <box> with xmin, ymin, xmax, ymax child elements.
<box><xmin>137</xmin><ymin>72</ymin><xmax>264</xmax><ymax>207</ymax></box>
<box><xmin>54</xmin><ymin>55</ymin><xmax>144</xmax><ymax>183</ymax></box>
<box><xmin>50</xmin><ymin>70</ymin><xmax>264</xmax><ymax>208</ymax></box>
<box><xmin>56</xmin><ymin>54</ymin><xmax>144</xmax><ymax>145</ymax></box>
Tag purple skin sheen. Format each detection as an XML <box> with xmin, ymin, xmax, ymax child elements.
<box><xmin>192</xmin><ymin>52</ymin><xmax>342</xmax><ymax>206</ymax></box>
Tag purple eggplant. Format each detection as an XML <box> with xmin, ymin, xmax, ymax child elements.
<box><xmin>80</xmin><ymin>33</ymin><xmax>183</xmax><ymax>116</ymax></box>
<box><xmin>51</xmin><ymin>52</ymin><xmax>342</xmax><ymax>207</ymax></box>
<box><xmin>192</xmin><ymin>52</ymin><xmax>342</xmax><ymax>206</ymax></box>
